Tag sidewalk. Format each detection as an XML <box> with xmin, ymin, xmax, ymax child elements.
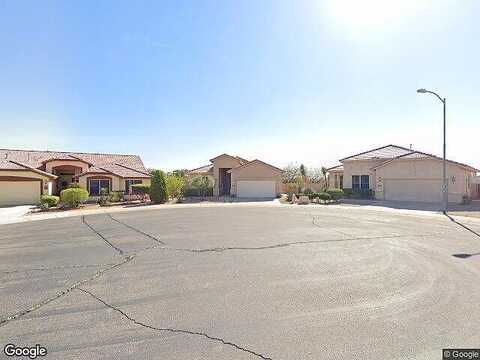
<box><xmin>0</xmin><ymin>200</ymin><xmax>282</xmax><ymax>226</ymax></box>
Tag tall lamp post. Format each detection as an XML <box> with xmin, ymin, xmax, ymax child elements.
<box><xmin>417</xmin><ymin>88</ymin><xmax>447</xmax><ymax>213</ymax></box>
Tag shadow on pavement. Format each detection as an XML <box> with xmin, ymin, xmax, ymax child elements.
<box><xmin>445</xmin><ymin>213</ymin><xmax>480</xmax><ymax>259</ymax></box>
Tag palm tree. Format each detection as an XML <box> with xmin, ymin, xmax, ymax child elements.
<box><xmin>321</xmin><ymin>167</ymin><xmax>328</xmax><ymax>190</ymax></box>
<box><xmin>299</xmin><ymin>164</ymin><xmax>308</xmax><ymax>192</ymax></box>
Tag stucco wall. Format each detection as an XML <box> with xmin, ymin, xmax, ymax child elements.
<box><xmin>229</xmin><ymin>162</ymin><xmax>282</xmax><ymax>196</ymax></box>
<box><xmin>343</xmin><ymin>160</ymin><xmax>385</xmax><ymax>189</ymax></box>
<box><xmin>211</xmin><ymin>156</ymin><xmax>243</xmax><ymax>196</ymax></box>
<box><xmin>374</xmin><ymin>158</ymin><xmax>475</xmax><ymax>203</ymax></box>
<box><xmin>117</xmin><ymin>178</ymin><xmax>151</xmax><ymax>192</ymax></box>
<box><xmin>328</xmin><ymin>170</ymin><xmax>344</xmax><ymax>189</ymax></box>
<box><xmin>78</xmin><ymin>175</ymin><xmax>149</xmax><ymax>194</ymax></box>
<box><xmin>45</xmin><ymin>160</ymin><xmax>89</xmax><ymax>174</ymax></box>
<box><xmin>78</xmin><ymin>174</ymin><xmax>121</xmax><ymax>193</ymax></box>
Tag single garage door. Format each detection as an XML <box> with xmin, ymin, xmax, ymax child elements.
<box><xmin>236</xmin><ymin>180</ymin><xmax>276</xmax><ymax>198</ymax></box>
<box><xmin>384</xmin><ymin>179</ymin><xmax>442</xmax><ymax>203</ymax></box>
<box><xmin>0</xmin><ymin>181</ymin><xmax>41</xmax><ymax>206</ymax></box>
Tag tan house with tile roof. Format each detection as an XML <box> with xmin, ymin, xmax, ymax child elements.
<box><xmin>189</xmin><ymin>154</ymin><xmax>282</xmax><ymax>198</ymax></box>
<box><xmin>0</xmin><ymin>148</ymin><xmax>150</xmax><ymax>206</ymax></box>
<box><xmin>328</xmin><ymin>145</ymin><xmax>478</xmax><ymax>204</ymax></box>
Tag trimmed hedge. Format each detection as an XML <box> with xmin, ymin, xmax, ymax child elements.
<box><xmin>40</xmin><ymin>195</ymin><xmax>60</xmax><ymax>208</ymax></box>
<box><xmin>150</xmin><ymin>170</ymin><xmax>168</xmax><ymax>204</ymax></box>
<box><xmin>60</xmin><ymin>187</ymin><xmax>89</xmax><ymax>208</ymax></box>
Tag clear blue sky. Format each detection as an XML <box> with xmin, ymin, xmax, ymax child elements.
<box><xmin>1</xmin><ymin>0</ymin><xmax>478</xmax><ymax>170</ymax></box>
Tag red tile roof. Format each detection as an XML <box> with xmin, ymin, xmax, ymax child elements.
<box><xmin>327</xmin><ymin>164</ymin><xmax>344</xmax><ymax>172</ymax></box>
<box><xmin>188</xmin><ymin>164</ymin><xmax>214</xmax><ymax>175</ymax></box>
<box><xmin>0</xmin><ymin>148</ymin><xmax>149</xmax><ymax>178</ymax></box>
<box><xmin>371</xmin><ymin>150</ymin><xmax>479</xmax><ymax>172</ymax></box>
<box><xmin>339</xmin><ymin>145</ymin><xmax>413</xmax><ymax>162</ymax></box>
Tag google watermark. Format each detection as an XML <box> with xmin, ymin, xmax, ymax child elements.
<box><xmin>3</xmin><ymin>344</ymin><xmax>47</xmax><ymax>359</ymax></box>
<box><xmin>443</xmin><ymin>349</ymin><xmax>480</xmax><ymax>360</ymax></box>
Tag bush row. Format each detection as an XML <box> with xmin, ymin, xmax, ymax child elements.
<box><xmin>297</xmin><ymin>188</ymin><xmax>344</xmax><ymax>201</ymax></box>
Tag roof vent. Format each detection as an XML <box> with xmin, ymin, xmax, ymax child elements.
<box><xmin>409</xmin><ymin>144</ymin><xmax>413</xmax><ymax>150</ymax></box>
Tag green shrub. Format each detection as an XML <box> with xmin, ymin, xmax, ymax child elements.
<box><xmin>109</xmin><ymin>191</ymin><xmax>123</xmax><ymax>203</ymax></box>
<box><xmin>326</xmin><ymin>188</ymin><xmax>344</xmax><ymax>201</ymax></box>
<box><xmin>150</xmin><ymin>170</ymin><xmax>168</xmax><ymax>204</ymax></box>
<box><xmin>131</xmin><ymin>184</ymin><xmax>150</xmax><ymax>195</ymax></box>
<box><xmin>40</xmin><ymin>195</ymin><xmax>60</xmax><ymax>208</ymax></box>
<box><xmin>304</xmin><ymin>188</ymin><xmax>315</xmax><ymax>199</ymax></box>
<box><xmin>97</xmin><ymin>188</ymin><xmax>109</xmax><ymax>206</ymax></box>
<box><xmin>68</xmin><ymin>183</ymin><xmax>81</xmax><ymax>188</ymax></box>
<box><xmin>60</xmin><ymin>187</ymin><xmax>89</xmax><ymax>208</ymax></box>
<box><xmin>184</xmin><ymin>176</ymin><xmax>213</xmax><ymax>197</ymax></box>
<box><xmin>316</xmin><ymin>192</ymin><xmax>332</xmax><ymax>201</ymax></box>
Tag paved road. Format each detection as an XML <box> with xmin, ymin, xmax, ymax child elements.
<box><xmin>1</xmin><ymin>205</ymin><xmax>480</xmax><ymax>359</ymax></box>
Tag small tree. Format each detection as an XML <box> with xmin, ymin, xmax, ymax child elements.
<box><xmin>166</xmin><ymin>174</ymin><xmax>185</xmax><ymax>200</ymax></box>
<box><xmin>282</xmin><ymin>163</ymin><xmax>301</xmax><ymax>184</ymax></box>
<box><xmin>150</xmin><ymin>170</ymin><xmax>168</xmax><ymax>204</ymax></box>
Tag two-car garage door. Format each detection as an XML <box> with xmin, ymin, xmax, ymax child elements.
<box><xmin>236</xmin><ymin>180</ymin><xmax>276</xmax><ymax>198</ymax></box>
<box><xmin>384</xmin><ymin>179</ymin><xmax>442</xmax><ymax>203</ymax></box>
<box><xmin>0</xmin><ymin>180</ymin><xmax>41</xmax><ymax>206</ymax></box>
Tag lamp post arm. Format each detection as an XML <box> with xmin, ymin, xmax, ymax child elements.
<box><xmin>424</xmin><ymin>90</ymin><xmax>445</xmax><ymax>103</ymax></box>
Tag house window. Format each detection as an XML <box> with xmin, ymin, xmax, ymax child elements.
<box><xmin>360</xmin><ymin>175</ymin><xmax>369</xmax><ymax>189</ymax></box>
<box><xmin>88</xmin><ymin>179</ymin><xmax>111</xmax><ymax>196</ymax></box>
<box><xmin>352</xmin><ymin>175</ymin><xmax>360</xmax><ymax>189</ymax></box>
<box><xmin>125</xmin><ymin>179</ymin><xmax>142</xmax><ymax>193</ymax></box>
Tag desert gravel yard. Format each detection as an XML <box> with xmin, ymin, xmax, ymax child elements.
<box><xmin>1</xmin><ymin>205</ymin><xmax>480</xmax><ymax>359</ymax></box>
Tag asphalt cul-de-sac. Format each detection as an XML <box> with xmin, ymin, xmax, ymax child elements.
<box><xmin>1</xmin><ymin>205</ymin><xmax>480</xmax><ymax>360</ymax></box>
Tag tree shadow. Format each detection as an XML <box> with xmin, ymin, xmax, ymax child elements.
<box><xmin>452</xmin><ymin>253</ymin><xmax>480</xmax><ymax>259</ymax></box>
<box><xmin>445</xmin><ymin>213</ymin><xmax>480</xmax><ymax>259</ymax></box>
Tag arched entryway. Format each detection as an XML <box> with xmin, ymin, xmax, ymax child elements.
<box><xmin>51</xmin><ymin>165</ymin><xmax>83</xmax><ymax>194</ymax></box>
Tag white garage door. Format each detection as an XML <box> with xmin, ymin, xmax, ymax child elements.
<box><xmin>384</xmin><ymin>179</ymin><xmax>442</xmax><ymax>203</ymax></box>
<box><xmin>236</xmin><ymin>180</ymin><xmax>276</xmax><ymax>198</ymax></box>
<box><xmin>0</xmin><ymin>181</ymin><xmax>40</xmax><ymax>206</ymax></box>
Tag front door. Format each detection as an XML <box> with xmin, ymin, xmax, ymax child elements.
<box><xmin>219</xmin><ymin>168</ymin><xmax>231</xmax><ymax>196</ymax></box>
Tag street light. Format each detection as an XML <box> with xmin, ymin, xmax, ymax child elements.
<box><xmin>417</xmin><ymin>88</ymin><xmax>447</xmax><ymax>213</ymax></box>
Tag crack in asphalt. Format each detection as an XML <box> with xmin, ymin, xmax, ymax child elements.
<box><xmin>0</xmin><ymin>263</ymin><xmax>118</xmax><ymax>275</ymax></box>
<box><xmin>0</xmin><ymin>255</ymin><xmax>135</xmax><ymax>327</ymax></box>
<box><xmin>106</xmin><ymin>213</ymin><xmax>166</xmax><ymax>245</ymax></box>
<box><xmin>159</xmin><ymin>234</ymin><xmax>438</xmax><ymax>254</ymax></box>
<box><xmin>82</xmin><ymin>216</ymin><xmax>124</xmax><ymax>255</ymax></box>
<box><xmin>76</xmin><ymin>287</ymin><xmax>274</xmax><ymax>360</ymax></box>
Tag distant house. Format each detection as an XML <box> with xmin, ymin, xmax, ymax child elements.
<box><xmin>0</xmin><ymin>148</ymin><xmax>150</xmax><ymax>206</ymax></box>
<box><xmin>188</xmin><ymin>154</ymin><xmax>282</xmax><ymax>198</ymax></box>
<box><xmin>328</xmin><ymin>145</ymin><xmax>478</xmax><ymax>203</ymax></box>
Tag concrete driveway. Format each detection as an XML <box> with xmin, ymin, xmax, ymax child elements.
<box><xmin>1</xmin><ymin>205</ymin><xmax>480</xmax><ymax>359</ymax></box>
<box><xmin>0</xmin><ymin>205</ymin><xmax>34</xmax><ymax>225</ymax></box>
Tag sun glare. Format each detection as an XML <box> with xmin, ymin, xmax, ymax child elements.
<box><xmin>326</xmin><ymin>0</ymin><xmax>421</xmax><ymax>30</ymax></box>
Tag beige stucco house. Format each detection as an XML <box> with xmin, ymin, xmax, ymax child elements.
<box><xmin>189</xmin><ymin>154</ymin><xmax>282</xmax><ymax>198</ymax></box>
<box><xmin>328</xmin><ymin>145</ymin><xmax>479</xmax><ymax>204</ymax></box>
<box><xmin>0</xmin><ymin>148</ymin><xmax>150</xmax><ymax>206</ymax></box>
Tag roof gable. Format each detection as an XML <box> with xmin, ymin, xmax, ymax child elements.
<box><xmin>227</xmin><ymin>159</ymin><xmax>282</xmax><ymax>174</ymax></box>
<box><xmin>209</xmin><ymin>153</ymin><xmax>246</xmax><ymax>165</ymax></box>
